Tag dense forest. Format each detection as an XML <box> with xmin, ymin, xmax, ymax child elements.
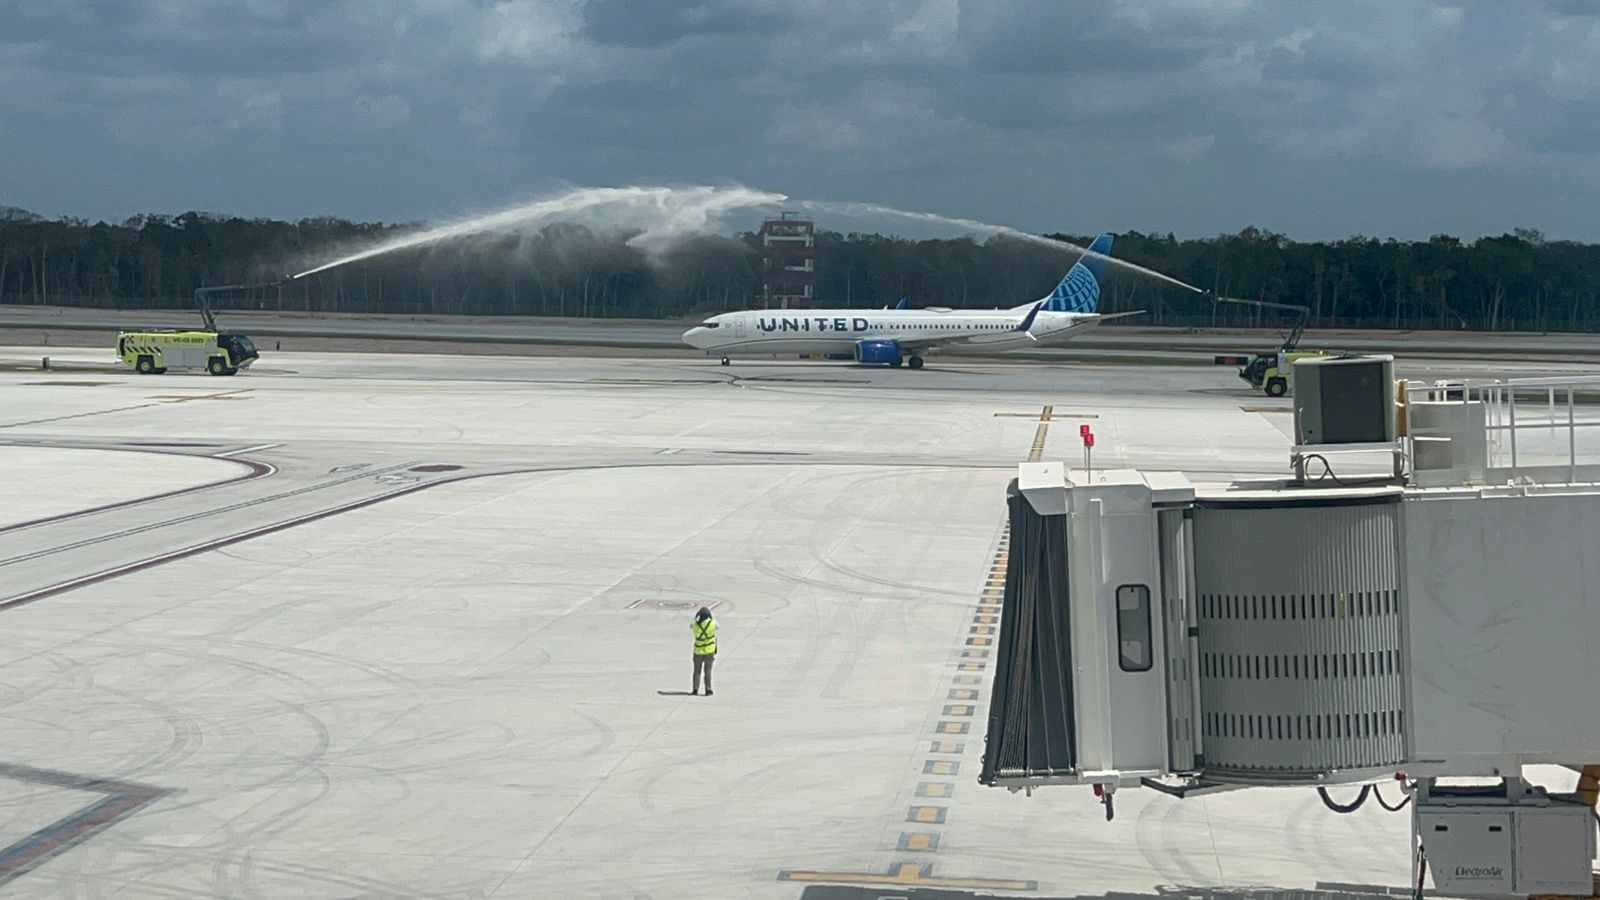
<box><xmin>4</xmin><ymin>205</ymin><xmax>1599</xmax><ymax>332</ymax></box>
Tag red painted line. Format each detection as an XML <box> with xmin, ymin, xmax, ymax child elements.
<box><xmin>0</xmin><ymin>764</ymin><xmax>168</xmax><ymax>888</ymax></box>
<box><xmin>0</xmin><ymin>792</ymin><xmax>151</xmax><ymax>886</ymax></box>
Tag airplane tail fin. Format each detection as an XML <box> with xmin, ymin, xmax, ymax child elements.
<box><xmin>894</xmin><ymin>297</ymin><xmax>908</xmax><ymax>310</ymax></box>
<box><xmin>1037</xmin><ymin>232</ymin><xmax>1115</xmax><ymax>314</ymax></box>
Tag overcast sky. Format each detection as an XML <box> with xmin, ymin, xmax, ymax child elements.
<box><xmin>4</xmin><ymin>0</ymin><xmax>1598</xmax><ymax>241</ymax></box>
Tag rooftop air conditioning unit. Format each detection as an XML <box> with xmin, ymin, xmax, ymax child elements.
<box><xmin>1293</xmin><ymin>355</ymin><xmax>1397</xmax><ymax>447</ymax></box>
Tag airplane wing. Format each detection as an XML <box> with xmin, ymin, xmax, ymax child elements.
<box><xmin>1021</xmin><ymin>310</ymin><xmax>1146</xmax><ymax>346</ymax></box>
<box><xmin>897</xmin><ymin>302</ymin><xmax>1049</xmax><ymax>352</ymax></box>
<box><xmin>900</xmin><ymin>309</ymin><xmax>1146</xmax><ymax>353</ymax></box>
<box><xmin>896</xmin><ymin>305</ymin><xmax>1145</xmax><ymax>352</ymax></box>
<box><xmin>1093</xmin><ymin>311</ymin><xmax>1145</xmax><ymax>323</ymax></box>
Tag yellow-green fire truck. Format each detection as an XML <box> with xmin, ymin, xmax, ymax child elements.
<box><xmin>116</xmin><ymin>330</ymin><xmax>258</xmax><ymax>375</ymax></box>
<box><xmin>1209</xmin><ymin>295</ymin><xmax>1319</xmax><ymax>397</ymax></box>
<box><xmin>116</xmin><ymin>281</ymin><xmax>274</xmax><ymax>375</ymax></box>
<box><xmin>1219</xmin><ymin>348</ymin><xmax>1327</xmax><ymax>397</ymax></box>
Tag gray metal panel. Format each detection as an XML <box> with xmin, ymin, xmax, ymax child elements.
<box><xmin>1408</xmin><ymin>401</ymin><xmax>1488</xmax><ymax>487</ymax></box>
<box><xmin>1192</xmin><ymin>499</ymin><xmax>1407</xmax><ymax>780</ymax></box>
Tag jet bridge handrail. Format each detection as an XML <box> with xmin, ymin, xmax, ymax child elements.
<box><xmin>1405</xmin><ymin>376</ymin><xmax>1600</xmax><ymax>484</ymax></box>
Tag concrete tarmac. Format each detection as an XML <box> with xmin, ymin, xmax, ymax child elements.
<box><xmin>8</xmin><ymin>304</ymin><xmax>1600</xmax><ymax>359</ymax></box>
<box><xmin>0</xmin><ymin>348</ymin><xmax>1591</xmax><ymax>898</ymax></box>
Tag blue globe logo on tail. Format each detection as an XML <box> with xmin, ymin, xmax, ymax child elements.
<box><xmin>1041</xmin><ymin>233</ymin><xmax>1115</xmax><ymax>313</ymax></box>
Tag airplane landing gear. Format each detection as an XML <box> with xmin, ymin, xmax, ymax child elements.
<box><xmin>908</xmin><ymin>356</ymin><xmax>924</xmax><ymax>369</ymax></box>
<box><xmin>720</xmin><ymin>357</ymin><xmax>730</xmax><ymax>366</ymax></box>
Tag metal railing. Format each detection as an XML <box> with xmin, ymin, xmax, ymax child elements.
<box><xmin>1406</xmin><ymin>376</ymin><xmax>1600</xmax><ymax>484</ymax></box>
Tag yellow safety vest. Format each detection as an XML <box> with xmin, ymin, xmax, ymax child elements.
<box><xmin>692</xmin><ymin>619</ymin><xmax>717</xmax><ymax>655</ymax></box>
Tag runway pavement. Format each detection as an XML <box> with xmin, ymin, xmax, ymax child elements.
<box><xmin>0</xmin><ymin>349</ymin><xmax>1593</xmax><ymax>897</ymax></box>
<box><xmin>7</xmin><ymin>304</ymin><xmax>1600</xmax><ymax>360</ymax></box>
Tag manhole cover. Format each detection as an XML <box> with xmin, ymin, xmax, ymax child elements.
<box><xmin>626</xmin><ymin>599</ymin><xmax>720</xmax><ymax>611</ymax></box>
<box><xmin>410</xmin><ymin>464</ymin><xmax>464</xmax><ymax>473</ymax></box>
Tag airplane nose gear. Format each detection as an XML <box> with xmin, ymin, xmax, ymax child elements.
<box><xmin>720</xmin><ymin>357</ymin><xmax>730</xmax><ymax>366</ymax></box>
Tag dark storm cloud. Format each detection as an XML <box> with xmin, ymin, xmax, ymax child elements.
<box><xmin>7</xmin><ymin>1</ymin><xmax>362</xmax><ymax>76</ymax></box>
<box><xmin>3</xmin><ymin>0</ymin><xmax>1599</xmax><ymax>240</ymax></box>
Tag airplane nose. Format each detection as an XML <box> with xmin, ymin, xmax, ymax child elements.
<box><xmin>682</xmin><ymin>326</ymin><xmax>708</xmax><ymax>349</ymax></box>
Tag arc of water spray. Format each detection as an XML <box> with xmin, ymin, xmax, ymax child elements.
<box><xmin>796</xmin><ymin>200</ymin><xmax>1207</xmax><ymax>295</ymax></box>
<box><xmin>291</xmin><ymin>184</ymin><xmax>1207</xmax><ymax>296</ymax></box>
<box><xmin>293</xmin><ymin>185</ymin><xmax>788</xmax><ymax>279</ymax></box>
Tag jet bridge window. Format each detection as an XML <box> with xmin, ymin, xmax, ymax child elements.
<box><xmin>1116</xmin><ymin>584</ymin><xmax>1153</xmax><ymax>672</ymax></box>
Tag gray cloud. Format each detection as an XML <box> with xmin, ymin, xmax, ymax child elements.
<box><xmin>580</xmin><ymin>0</ymin><xmax>787</xmax><ymax>48</ymax></box>
<box><xmin>1</xmin><ymin>0</ymin><xmax>1598</xmax><ymax>240</ymax></box>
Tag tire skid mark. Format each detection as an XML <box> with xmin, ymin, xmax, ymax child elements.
<box><xmin>0</xmin><ymin>461</ymin><xmax>416</xmax><ymax>569</ymax></box>
<box><xmin>2</xmin><ymin>458</ymin><xmax>1007</xmax><ymax>613</ymax></box>
<box><xmin>0</xmin><ymin>443</ymin><xmax>276</xmax><ymax>536</ymax></box>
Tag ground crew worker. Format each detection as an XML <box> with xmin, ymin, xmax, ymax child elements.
<box><xmin>691</xmin><ymin>607</ymin><xmax>717</xmax><ymax>696</ymax></box>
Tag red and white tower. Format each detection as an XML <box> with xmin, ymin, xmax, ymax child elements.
<box><xmin>758</xmin><ymin>212</ymin><xmax>815</xmax><ymax>309</ymax></box>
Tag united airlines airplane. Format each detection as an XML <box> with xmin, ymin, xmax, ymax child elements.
<box><xmin>682</xmin><ymin>234</ymin><xmax>1134</xmax><ymax>368</ymax></box>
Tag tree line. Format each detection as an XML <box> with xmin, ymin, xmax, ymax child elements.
<box><xmin>3</xmin><ymin>206</ymin><xmax>1599</xmax><ymax>332</ymax></box>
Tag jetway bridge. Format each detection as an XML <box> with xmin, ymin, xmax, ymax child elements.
<box><xmin>981</xmin><ymin>358</ymin><xmax>1600</xmax><ymax>899</ymax></box>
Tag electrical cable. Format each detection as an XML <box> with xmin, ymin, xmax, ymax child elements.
<box><xmin>1299</xmin><ymin>453</ymin><xmax>1350</xmax><ymax>486</ymax></box>
<box><xmin>1317</xmin><ymin>784</ymin><xmax>1371</xmax><ymax>813</ymax></box>
<box><xmin>1373</xmin><ymin>784</ymin><xmax>1412</xmax><ymax>812</ymax></box>
<box><xmin>1414</xmin><ymin>847</ymin><xmax>1428</xmax><ymax>900</ymax></box>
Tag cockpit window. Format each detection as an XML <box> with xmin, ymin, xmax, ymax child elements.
<box><xmin>698</xmin><ymin>321</ymin><xmax>720</xmax><ymax>329</ymax></box>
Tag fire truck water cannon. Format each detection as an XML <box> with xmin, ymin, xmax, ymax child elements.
<box><xmin>980</xmin><ymin>355</ymin><xmax>1600</xmax><ymax>898</ymax></box>
<box><xmin>192</xmin><ymin>279</ymin><xmax>288</xmax><ymax>332</ymax></box>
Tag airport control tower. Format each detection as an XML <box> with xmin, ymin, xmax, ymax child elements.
<box><xmin>758</xmin><ymin>212</ymin><xmax>815</xmax><ymax>309</ymax></box>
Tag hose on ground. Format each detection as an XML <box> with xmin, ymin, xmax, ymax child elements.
<box><xmin>1317</xmin><ymin>784</ymin><xmax>1371</xmax><ymax>813</ymax></box>
<box><xmin>1373</xmin><ymin>784</ymin><xmax>1412</xmax><ymax>812</ymax></box>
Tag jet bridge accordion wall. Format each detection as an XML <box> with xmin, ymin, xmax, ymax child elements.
<box><xmin>1191</xmin><ymin>498</ymin><xmax>1407</xmax><ymax>780</ymax></box>
<box><xmin>979</xmin><ymin>480</ymin><xmax>1076</xmax><ymax>785</ymax></box>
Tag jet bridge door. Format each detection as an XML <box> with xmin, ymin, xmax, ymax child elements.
<box><xmin>1158</xmin><ymin>507</ymin><xmax>1199</xmax><ymax>774</ymax></box>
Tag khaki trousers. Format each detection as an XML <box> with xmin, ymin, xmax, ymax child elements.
<box><xmin>693</xmin><ymin>653</ymin><xmax>715</xmax><ymax>692</ymax></box>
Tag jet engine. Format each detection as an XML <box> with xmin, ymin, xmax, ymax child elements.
<box><xmin>854</xmin><ymin>339</ymin><xmax>903</xmax><ymax>366</ymax></box>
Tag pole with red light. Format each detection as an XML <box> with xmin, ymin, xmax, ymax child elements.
<box><xmin>1080</xmin><ymin>424</ymin><xmax>1095</xmax><ymax>479</ymax></box>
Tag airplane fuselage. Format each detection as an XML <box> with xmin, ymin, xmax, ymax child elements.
<box><xmin>682</xmin><ymin>231</ymin><xmax>1120</xmax><ymax>364</ymax></box>
<box><xmin>682</xmin><ymin>308</ymin><xmax>1095</xmax><ymax>357</ymax></box>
